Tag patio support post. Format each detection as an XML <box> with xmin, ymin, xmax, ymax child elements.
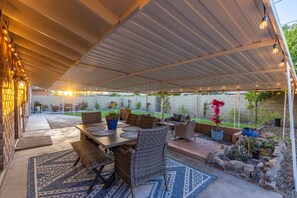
<box><xmin>238</xmin><ymin>92</ymin><xmax>241</xmax><ymax>128</ymax></box>
<box><xmin>196</xmin><ymin>93</ymin><xmax>198</xmax><ymax>119</ymax></box>
<box><xmin>145</xmin><ymin>92</ymin><xmax>148</xmax><ymax>112</ymax></box>
<box><xmin>286</xmin><ymin>62</ymin><xmax>297</xmax><ymax>190</ymax></box>
<box><xmin>283</xmin><ymin>90</ymin><xmax>287</xmax><ymax>139</ymax></box>
<box><xmin>233</xmin><ymin>93</ymin><xmax>236</xmax><ymax>128</ymax></box>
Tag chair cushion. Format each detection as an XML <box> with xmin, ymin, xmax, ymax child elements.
<box><xmin>173</xmin><ymin>113</ymin><xmax>181</xmax><ymax>121</ymax></box>
<box><xmin>180</xmin><ymin>115</ymin><xmax>186</xmax><ymax>122</ymax></box>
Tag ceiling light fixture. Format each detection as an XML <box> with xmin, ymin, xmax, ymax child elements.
<box><xmin>260</xmin><ymin>6</ymin><xmax>268</xmax><ymax>29</ymax></box>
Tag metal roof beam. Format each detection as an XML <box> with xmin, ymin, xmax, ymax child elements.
<box><xmin>79</xmin><ymin>0</ymin><xmax>119</xmax><ymax>25</ymax></box>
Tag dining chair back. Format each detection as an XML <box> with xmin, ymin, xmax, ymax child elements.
<box><xmin>114</xmin><ymin>126</ymin><xmax>169</xmax><ymax>197</ymax></box>
<box><xmin>125</xmin><ymin>113</ymin><xmax>140</xmax><ymax>126</ymax></box>
<box><xmin>81</xmin><ymin>112</ymin><xmax>102</xmax><ymax>124</ymax></box>
<box><xmin>138</xmin><ymin>115</ymin><xmax>157</xmax><ymax>129</ymax></box>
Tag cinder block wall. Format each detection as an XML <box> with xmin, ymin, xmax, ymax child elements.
<box><xmin>32</xmin><ymin>95</ymin><xmax>157</xmax><ymax>112</ymax></box>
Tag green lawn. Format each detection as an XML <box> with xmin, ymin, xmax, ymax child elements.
<box><xmin>63</xmin><ymin>109</ymin><xmax>258</xmax><ymax>129</ymax></box>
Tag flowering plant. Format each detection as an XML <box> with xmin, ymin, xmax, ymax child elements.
<box><xmin>210</xmin><ymin>99</ymin><xmax>225</xmax><ymax>131</ymax></box>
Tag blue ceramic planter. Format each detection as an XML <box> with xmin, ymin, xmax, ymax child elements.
<box><xmin>211</xmin><ymin>129</ymin><xmax>224</xmax><ymax>141</ymax></box>
<box><xmin>242</xmin><ymin>128</ymin><xmax>259</xmax><ymax>138</ymax></box>
<box><xmin>107</xmin><ymin>119</ymin><xmax>118</xmax><ymax>130</ymax></box>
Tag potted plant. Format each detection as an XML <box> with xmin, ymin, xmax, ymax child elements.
<box><xmin>210</xmin><ymin>99</ymin><xmax>225</xmax><ymax>141</ymax></box>
<box><xmin>105</xmin><ymin>111</ymin><xmax>119</xmax><ymax>130</ymax></box>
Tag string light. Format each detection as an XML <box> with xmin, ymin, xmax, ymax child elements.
<box><xmin>272</xmin><ymin>42</ymin><xmax>279</xmax><ymax>54</ymax></box>
<box><xmin>279</xmin><ymin>58</ymin><xmax>285</xmax><ymax>67</ymax></box>
<box><xmin>260</xmin><ymin>6</ymin><xmax>268</xmax><ymax>29</ymax></box>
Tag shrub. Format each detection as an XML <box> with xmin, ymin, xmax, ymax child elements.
<box><xmin>82</xmin><ymin>100</ymin><xmax>88</xmax><ymax>110</ymax></box>
<box><xmin>105</xmin><ymin>111</ymin><xmax>119</xmax><ymax>120</ymax></box>
<box><xmin>230</xmin><ymin>108</ymin><xmax>239</xmax><ymax>120</ymax></box>
<box><xmin>228</xmin><ymin>145</ymin><xmax>249</xmax><ymax>163</ymax></box>
<box><xmin>94</xmin><ymin>100</ymin><xmax>100</xmax><ymax>110</ymax></box>
<box><xmin>203</xmin><ymin>102</ymin><xmax>208</xmax><ymax>117</ymax></box>
<box><xmin>178</xmin><ymin>105</ymin><xmax>187</xmax><ymax>114</ymax></box>
<box><xmin>135</xmin><ymin>101</ymin><xmax>141</xmax><ymax>110</ymax></box>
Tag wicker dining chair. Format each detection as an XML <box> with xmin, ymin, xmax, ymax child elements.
<box><xmin>113</xmin><ymin>126</ymin><xmax>169</xmax><ymax>198</ymax></box>
<box><xmin>81</xmin><ymin>112</ymin><xmax>102</xmax><ymax>124</ymax></box>
<box><xmin>81</xmin><ymin>112</ymin><xmax>102</xmax><ymax>142</ymax></box>
<box><xmin>125</xmin><ymin>113</ymin><xmax>140</xmax><ymax>126</ymax></box>
<box><xmin>138</xmin><ymin>115</ymin><xmax>157</xmax><ymax>129</ymax></box>
<box><xmin>175</xmin><ymin>121</ymin><xmax>197</xmax><ymax>142</ymax></box>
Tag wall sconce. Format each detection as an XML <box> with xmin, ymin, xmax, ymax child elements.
<box><xmin>12</xmin><ymin>74</ymin><xmax>26</xmax><ymax>89</ymax></box>
<box><xmin>18</xmin><ymin>80</ymin><xmax>25</xmax><ymax>89</ymax></box>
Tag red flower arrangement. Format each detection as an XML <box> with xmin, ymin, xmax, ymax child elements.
<box><xmin>210</xmin><ymin>99</ymin><xmax>225</xmax><ymax>130</ymax></box>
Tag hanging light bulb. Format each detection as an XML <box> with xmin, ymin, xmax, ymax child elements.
<box><xmin>8</xmin><ymin>42</ymin><xmax>12</xmax><ymax>48</ymax></box>
<box><xmin>272</xmin><ymin>43</ymin><xmax>278</xmax><ymax>54</ymax></box>
<box><xmin>260</xmin><ymin>7</ymin><xmax>268</xmax><ymax>29</ymax></box>
<box><xmin>279</xmin><ymin>58</ymin><xmax>285</xmax><ymax>67</ymax></box>
<box><xmin>11</xmin><ymin>47</ymin><xmax>15</xmax><ymax>52</ymax></box>
<box><xmin>2</xmin><ymin>26</ymin><xmax>8</xmax><ymax>35</ymax></box>
<box><xmin>4</xmin><ymin>35</ymin><xmax>9</xmax><ymax>42</ymax></box>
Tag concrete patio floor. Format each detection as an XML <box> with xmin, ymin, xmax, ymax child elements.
<box><xmin>0</xmin><ymin>114</ymin><xmax>282</xmax><ymax>198</ymax></box>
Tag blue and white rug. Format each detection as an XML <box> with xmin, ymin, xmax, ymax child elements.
<box><xmin>28</xmin><ymin>149</ymin><xmax>215</xmax><ymax>198</ymax></box>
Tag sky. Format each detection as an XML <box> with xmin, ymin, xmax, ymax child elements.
<box><xmin>274</xmin><ymin>0</ymin><xmax>297</xmax><ymax>25</ymax></box>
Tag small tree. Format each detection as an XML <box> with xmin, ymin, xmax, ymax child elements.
<box><xmin>203</xmin><ymin>102</ymin><xmax>209</xmax><ymax>118</ymax></box>
<box><xmin>135</xmin><ymin>101</ymin><xmax>141</xmax><ymax>110</ymax></box>
<box><xmin>178</xmin><ymin>105</ymin><xmax>187</xmax><ymax>114</ymax></box>
<box><xmin>157</xmin><ymin>92</ymin><xmax>170</xmax><ymax>119</ymax></box>
<box><xmin>94</xmin><ymin>100</ymin><xmax>100</xmax><ymax>110</ymax></box>
<box><xmin>244</xmin><ymin>91</ymin><xmax>275</xmax><ymax>124</ymax></box>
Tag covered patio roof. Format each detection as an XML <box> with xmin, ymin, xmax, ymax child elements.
<box><xmin>2</xmin><ymin>0</ymin><xmax>295</xmax><ymax>92</ymax></box>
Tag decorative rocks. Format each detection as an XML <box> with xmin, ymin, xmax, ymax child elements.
<box><xmin>206</xmin><ymin>139</ymin><xmax>287</xmax><ymax>190</ymax></box>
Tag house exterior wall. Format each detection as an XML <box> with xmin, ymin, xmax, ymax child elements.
<box><xmin>0</xmin><ymin>33</ymin><xmax>29</xmax><ymax>172</ymax></box>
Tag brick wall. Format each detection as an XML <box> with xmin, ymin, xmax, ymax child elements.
<box><xmin>195</xmin><ymin>123</ymin><xmax>240</xmax><ymax>142</ymax></box>
<box><xmin>0</xmin><ymin>35</ymin><xmax>16</xmax><ymax>171</ymax></box>
<box><xmin>0</xmin><ymin>32</ymin><xmax>28</xmax><ymax>172</ymax></box>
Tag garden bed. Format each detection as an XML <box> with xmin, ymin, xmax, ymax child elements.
<box><xmin>206</xmin><ymin>135</ymin><xmax>287</xmax><ymax>190</ymax></box>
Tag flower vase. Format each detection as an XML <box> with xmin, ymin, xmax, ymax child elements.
<box><xmin>211</xmin><ymin>129</ymin><xmax>224</xmax><ymax>141</ymax></box>
<box><xmin>106</xmin><ymin>119</ymin><xmax>118</xmax><ymax>130</ymax></box>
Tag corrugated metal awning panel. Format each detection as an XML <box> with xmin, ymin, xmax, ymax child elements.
<box><xmin>51</xmin><ymin>0</ymin><xmax>290</xmax><ymax>92</ymax></box>
<box><xmin>3</xmin><ymin>0</ymin><xmax>140</xmax><ymax>88</ymax></box>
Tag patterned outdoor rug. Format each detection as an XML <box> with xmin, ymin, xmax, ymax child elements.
<box><xmin>28</xmin><ymin>149</ymin><xmax>215</xmax><ymax>198</ymax></box>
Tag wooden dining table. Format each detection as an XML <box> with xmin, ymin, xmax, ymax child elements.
<box><xmin>75</xmin><ymin>122</ymin><xmax>138</xmax><ymax>149</ymax></box>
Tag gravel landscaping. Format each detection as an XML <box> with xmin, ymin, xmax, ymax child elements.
<box><xmin>267</xmin><ymin>126</ymin><xmax>297</xmax><ymax>198</ymax></box>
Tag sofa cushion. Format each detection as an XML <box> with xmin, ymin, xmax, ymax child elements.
<box><xmin>173</xmin><ymin>113</ymin><xmax>181</xmax><ymax>121</ymax></box>
<box><xmin>180</xmin><ymin>115</ymin><xmax>186</xmax><ymax>122</ymax></box>
<box><xmin>185</xmin><ymin>115</ymin><xmax>191</xmax><ymax>121</ymax></box>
